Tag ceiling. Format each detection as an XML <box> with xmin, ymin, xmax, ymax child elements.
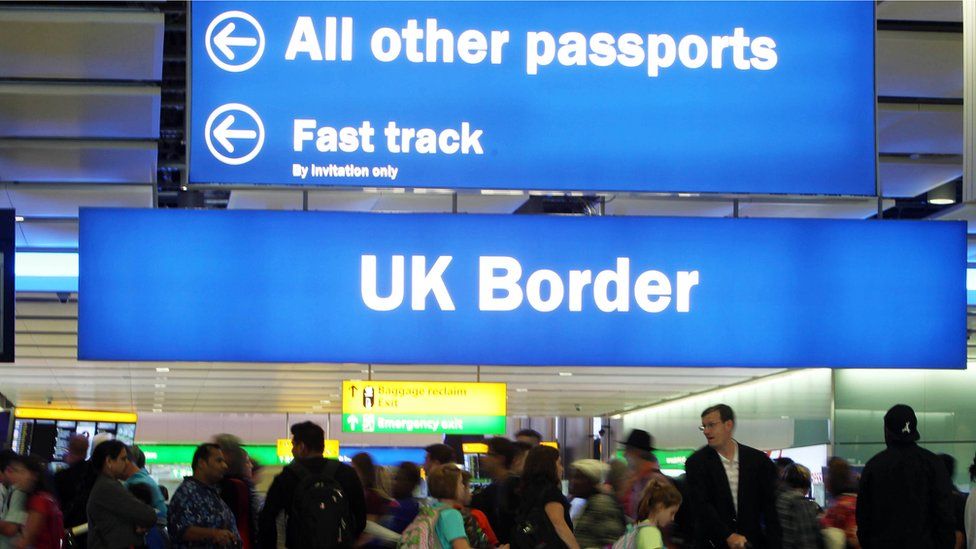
<box><xmin>0</xmin><ymin>1</ymin><xmax>969</xmax><ymax>417</ymax></box>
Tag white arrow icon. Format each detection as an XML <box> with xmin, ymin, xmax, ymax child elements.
<box><xmin>214</xmin><ymin>22</ymin><xmax>258</xmax><ymax>60</ymax></box>
<box><xmin>205</xmin><ymin>11</ymin><xmax>265</xmax><ymax>72</ymax></box>
<box><xmin>204</xmin><ymin>103</ymin><xmax>265</xmax><ymax>166</ymax></box>
<box><xmin>347</xmin><ymin>415</ymin><xmax>360</xmax><ymax>431</ymax></box>
<box><xmin>213</xmin><ymin>115</ymin><xmax>257</xmax><ymax>153</ymax></box>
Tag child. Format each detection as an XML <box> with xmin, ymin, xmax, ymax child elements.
<box><xmin>615</xmin><ymin>478</ymin><xmax>682</xmax><ymax>549</ymax></box>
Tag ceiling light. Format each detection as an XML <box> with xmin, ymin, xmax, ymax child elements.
<box><xmin>154</xmin><ymin>384</ymin><xmax>166</xmax><ymax>388</ymax></box>
<box><xmin>155</xmin><ymin>367</ymin><xmax>170</xmax><ymax>373</ymax></box>
<box><xmin>927</xmin><ymin>181</ymin><xmax>957</xmax><ymax>206</ymax></box>
<box><xmin>312</xmin><ymin>405</ymin><xmax>323</xmax><ymax>410</ymax></box>
<box><xmin>360</xmin><ymin>369</ymin><xmax>369</xmax><ymax>373</ymax></box>
<box><xmin>611</xmin><ymin>414</ymin><xmax>622</xmax><ymax>420</ymax></box>
<box><xmin>329</xmin><ymin>394</ymin><xmax>339</xmax><ymax>398</ymax></box>
<box><xmin>558</xmin><ymin>372</ymin><xmax>573</xmax><ymax>377</ymax></box>
<box><xmin>15</xmin><ymin>216</ymin><xmax>24</xmax><ymax>222</ymax></box>
<box><xmin>320</xmin><ymin>400</ymin><xmax>331</xmax><ymax>404</ymax></box>
<box><xmin>152</xmin><ymin>408</ymin><xmax>163</xmax><ymax>413</ymax></box>
<box><xmin>515</xmin><ymin>388</ymin><xmax>529</xmax><ymax>393</ymax></box>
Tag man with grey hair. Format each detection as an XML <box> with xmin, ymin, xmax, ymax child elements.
<box><xmin>123</xmin><ymin>444</ymin><xmax>167</xmax><ymax>519</ymax></box>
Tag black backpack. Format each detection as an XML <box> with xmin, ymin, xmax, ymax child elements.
<box><xmin>510</xmin><ymin>492</ymin><xmax>564</xmax><ymax>549</ymax></box>
<box><xmin>287</xmin><ymin>459</ymin><xmax>353</xmax><ymax>549</ymax></box>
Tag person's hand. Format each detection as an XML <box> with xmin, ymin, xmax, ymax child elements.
<box><xmin>726</xmin><ymin>533</ymin><xmax>748</xmax><ymax>549</ymax></box>
<box><xmin>211</xmin><ymin>529</ymin><xmax>238</xmax><ymax>546</ymax></box>
<box><xmin>13</xmin><ymin>536</ymin><xmax>26</xmax><ymax>549</ymax></box>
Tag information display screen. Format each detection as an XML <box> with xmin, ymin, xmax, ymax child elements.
<box><xmin>12</xmin><ymin>415</ymin><xmax>136</xmax><ymax>467</ymax></box>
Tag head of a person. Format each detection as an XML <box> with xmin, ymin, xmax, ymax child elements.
<box><xmin>121</xmin><ymin>445</ymin><xmax>141</xmax><ymax>479</ymax></box>
<box><xmin>392</xmin><ymin>461</ymin><xmax>422</xmax><ymax>500</ymax></box>
<box><xmin>620</xmin><ymin>429</ymin><xmax>658</xmax><ymax>473</ymax></box>
<box><xmin>459</xmin><ymin>469</ymin><xmax>474</xmax><ymax>506</ymax></box>
<box><xmin>521</xmin><ymin>445</ymin><xmax>562</xmax><ymax>489</ymax></box>
<box><xmin>65</xmin><ymin>435</ymin><xmax>90</xmax><ymax>465</ymax></box>
<box><xmin>606</xmin><ymin>459</ymin><xmax>633</xmax><ymax>502</ymax></box>
<box><xmin>423</xmin><ymin>443</ymin><xmax>456</xmax><ymax>474</ymax></box>
<box><xmin>511</xmin><ymin>441</ymin><xmax>532</xmax><ymax>475</ymax></box>
<box><xmin>515</xmin><ymin>429</ymin><xmax>543</xmax><ymax>447</ymax></box>
<box><xmin>6</xmin><ymin>455</ymin><xmax>52</xmax><ymax>496</ymax></box>
<box><xmin>482</xmin><ymin>437</ymin><xmax>515</xmax><ymax>479</ymax></box>
<box><xmin>825</xmin><ymin>457</ymin><xmax>856</xmax><ymax>497</ymax></box>
<box><xmin>214</xmin><ymin>433</ymin><xmax>248</xmax><ymax>478</ymax></box>
<box><xmin>352</xmin><ymin>452</ymin><xmax>377</xmax><ymax>490</ymax></box>
<box><xmin>192</xmin><ymin>443</ymin><xmax>228</xmax><ymax>485</ymax></box>
<box><xmin>569</xmin><ymin>459</ymin><xmax>605</xmax><ymax>499</ymax></box>
<box><xmin>0</xmin><ymin>449</ymin><xmax>17</xmax><ymax>487</ymax></box>
<box><xmin>773</xmin><ymin>457</ymin><xmax>795</xmax><ymax>477</ymax></box>
<box><xmin>427</xmin><ymin>464</ymin><xmax>464</xmax><ymax>503</ymax></box>
<box><xmin>637</xmin><ymin>478</ymin><xmax>682</xmax><ymax>527</ymax></box>
<box><xmin>970</xmin><ymin>452</ymin><xmax>976</xmax><ymax>484</ymax></box>
<box><xmin>883</xmin><ymin>404</ymin><xmax>920</xmax><ymax>446</ymax></box>
<box><xmin>290</xmin><ymin>421</ymin><xmax>325</xmax><ymax>459</ymax></box>
<box><xmin>781</xmin><ymin>463</ymin><xmax>812</xmax><ymax>495</ymax></box>
<box><xmin>700</xmin><ymin>404</ymin><xmax>736</xmax><ymax>450</ymax></box>
<box><xmin>91</xmin><ymin>439</ymin><xmax>129</xmax><ymax>480</ymax></box>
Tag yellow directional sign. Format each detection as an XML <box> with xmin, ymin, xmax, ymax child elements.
<box><xmin>342</xmin><ymin>381</ymin><xmax>507</xmax><ymax>435</ymax></box>
<box><xmin>342</xmin><ymin>381</ymin><xmax>506</xmax><ymax>416</ymax></box>
<box><xmin>276</xmin><ymin>438</ymin><xmax>340</xmax><ymax>459</ymax></box>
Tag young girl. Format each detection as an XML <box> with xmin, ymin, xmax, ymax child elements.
<box><xmin>622</xmin><ymin>478</ymin><xmax>682</xmax><ymax>549</ymax></box>
<box><xmin>8</xmin><ymin>455</ymin><xmax>63</xmax><ymax>549</ymax></box>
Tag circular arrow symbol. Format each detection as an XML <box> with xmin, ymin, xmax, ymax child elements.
<box><xmin>204</xmin><ymin>103</ymin><xmax>265</xmax><ymax>165</ymax></box>
<box><xmin>205</xmin><ymin>11</ymin><xmax>265</xmax><ymax>72</ymax></box>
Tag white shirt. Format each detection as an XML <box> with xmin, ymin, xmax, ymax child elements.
<box><xmin>718</xmin><ymin>442</ymin><xmax>740</xmax><ymax>514</ymax></box>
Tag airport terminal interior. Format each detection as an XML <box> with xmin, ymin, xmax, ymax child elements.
<box><xmin>0</xmin><ymin>1</ymin><xmax>975</xmax><ymax>549</ymax></box>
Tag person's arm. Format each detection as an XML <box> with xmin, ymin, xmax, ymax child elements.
<box><xmin>759</xmin><ymin>455</ymin><xmax>782</xmax><ymax>549</ymax></box>
<box><xmin>14</xmin><ymin>507</ymin><xmax>43</xmax><ymax>549</ymax></box>
<box><xmin>257</xmin><ymin>471</ymin><xmax>289</xmax><ymax>549</ymax></box>
<box><xmin>100</xmin><ymin>481</ymin><xmax>158</xmax><ymax>528</ymax></box>
<box><xmin>855</xmin><ymin>468</ymin><xmax>871</xmax><ymax>549</ymax></box>
<box><xmin>181</xmin><ymin>526</ymin><xmax>238</xmax><ymax>545</ymax></box>
<box><xmin>438</xmin><ymin>509</ymin><xmax>472</xmax><ymax>549</ymax></box>
<box><xmin>544</xmin><ymin>502</ymin><xmax>580</xmax><ymax>549</ymax></box>
<box><xmin>0</xmin><ymin>489</ymin><xmax>27</xmax><ymax>536</ymax></box>
<box><xmin>930</xmin><ymin>458</ymin><xmax>957</xmax><ymax>549</ymax></box>
<box><xmin>965</xmin><ymin>494</ymin><xmax>975</xmax><ymax>549</ymax></box>
<box><xmin>0</xmin><ymin>520</ymin><xmax>19</xmax><ymax>537</ymax></box>
<box><xmin>339</xmin><ymin>464</ymin><xmax>368</xmax><ymax>538</ymax></box>
<box><xmin>684</xmin><ymin>455</ymin><xmax>734</xmax><ymax>545</ymax></box>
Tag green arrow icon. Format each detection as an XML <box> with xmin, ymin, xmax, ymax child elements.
<box><xmin>347</xmin><ymin>414</ymin><xmax>360</xmax><ymax>431</ymax></box>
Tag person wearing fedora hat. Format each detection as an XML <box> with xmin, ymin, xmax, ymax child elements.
<box><xmin>619</xmin><ymin>430</ymin><xmax>665</xmax><ymax>520</ymax></box>
<box><xmin>685</xmin><ymin>404</ymin><xmax>780</xmax><ymax>549</ymax></box>
<box><xmin>855</xmin><ymin>404</ymin><xmax>955</xmax><ymax>549</ymax></box>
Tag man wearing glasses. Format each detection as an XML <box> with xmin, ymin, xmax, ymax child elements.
<box><xmin>685</xmin><ymin>404</ymin><xmax>781</xmax><ymax>549</ymax></box>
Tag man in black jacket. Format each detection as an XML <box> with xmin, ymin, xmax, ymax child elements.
<box><xmin>856</xmin><ymin>404</ymin><xmax>955</xmax><ymax>549</ymax></box>
<box><xmin>685</xmin><ymin>404</ymin><xmax>780</xmax><ymax>549</ymax></box>
<box><xmin>258</xmin><ymin>421</ymin><xmax>366</xmax><ymax>549</ymax></box>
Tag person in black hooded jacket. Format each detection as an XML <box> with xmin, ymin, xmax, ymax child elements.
<box><xmin>856</xmin><ymin>404</ymin><xmax>955</xmax><ymax>549</ymax></box>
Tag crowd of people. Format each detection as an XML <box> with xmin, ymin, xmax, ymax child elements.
<box><xmin>0</xmin><ymin>403</ymin><xmax>973</xmax><ymax>549</ymax></box>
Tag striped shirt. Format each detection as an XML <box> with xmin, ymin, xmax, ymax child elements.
<box><xmin>718</xmin><ymin>443</ymin><xmax>740</xmax><ymax>514</ymax></box>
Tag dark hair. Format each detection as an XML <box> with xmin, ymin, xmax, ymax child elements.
<box><xmin>13</xmin><ymin>455</ymin><xmax>57</xmax><ymax>497</ymax></box>
<box><xmin>826</xmin><ymin>457</ymin><xmax>855</xmax><ymax>496</ymax></box>
<box><xmin>427</xmin><ymin>465</ymin><xmax>463</xmax><ymax>500</ymax></box>
<box><xmin>0</xmin><ymin>449</ymin><xmax>17</xmax><ymax>472</ymax></box>
<box><xmin>351</xmin><ymin>452</ymin><xmax>377</xmax><ymax>489</ymax></box>
<box><xmin>487</xmin><ymin>437</ymin><xmax>516</xmax><ymax>469</ymax></box>
<box><xmin>91</xmin><ymin>440</ymin><xmax>127</xmax><ymax>473</ymax></box>
<box><xmin>159</xmin><ymin>485</ymin><xmax>170</xmax><ymax>502</ymax></box>
<box><xmin>637</xmin><ymin>478</ymin><xmax>682</xmax><ymax>519</ymax></box>
<box><xmin>191</xmin><ymin>443</ymin><xmax>221</xmax><ymax>471</ymax></box>
<box><xmin>781</xmin><ymin>463</ymin><xmax>812</xmax><ymax>492</ymax></box>
<box><xmin>970</xmin><ymin>453</ymin><xmax>976</xmax><ymax>483</ymax></box>
<box><xmin>425</xmin><ymin>444</ymin><xmax>456</xmax><ymax>465</ymax></box>
<box><xmin>939</xmin><ymin>454</ymin><xmax>956</xmax><ymax>480</ymax></box>
<box><xmin>392</xmin><ymin>462</ymin><xmax>422</xmax><ymax>500</ymax></box>
<box><xmin>701</xmin><ymin>404</ymin><xmax>735</xmax><ymax>424</ymax></box>
<box><xmin>516</xmin><ymin>429</ymin><xmax>543</xmax><ymax>443</ymax></box>
<box><xmin>521</xmin><ymin>445</ymin><xmax>561</xmax><ymax>489</ymax></box>
<box><xmin>129</xmin><ymin>445</ymin><xmax>147</xmax><ymax>469</ymax></box>
<box><xmin>213</xmin><ymin>434</ymin><xmax>247</xmax><ymax>477</ymax></box>
<box><xmin>67</xmin><ymin>435</ymin><xmax>89</xmax><ymax>458</ymax></box>
<box><xmin>290</xmin><ymin>421</ymin><xmax>325</xmax><ymax>453</ymax></box>
<box><xmin>513</xmin><ymin>441</ymin><xmax>532</xmax><ymax>457</ymax></box>
<box><xmin>773</xmin><ymin>457</ymin><xmax>795</xmax><ymax>470</ymax></box>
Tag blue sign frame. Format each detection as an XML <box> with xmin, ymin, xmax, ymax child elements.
<box><xmin>188</xmin><ymin>1</ymin><xmax>877</xmax><ymax>195</ymax></box>
<box><xmin>80</xmin><ymin>209</ymin><xmax>964</xmax><ymax>369</ymax></box>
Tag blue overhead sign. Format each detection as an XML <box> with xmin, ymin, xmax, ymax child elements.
<box><xmin>80</xmin><ymin>209</ymin><xmax>964</xmax><ymax>369</ymax></box>
<box><xmin>189</xmin><ymin>1</ymin><xmax>876</xmax><ymax>195</ymax></box>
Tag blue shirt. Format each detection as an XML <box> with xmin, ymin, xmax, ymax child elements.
<box><xmin>432</xmin><ymin>502</ymin><xmax>466</xmax><ymax>549</ymax></box>
<box><xmin>168</xmin><ymin>477</ymin><xmax>239</xmax><ymax>549</ymax></box>
<box><xmin>125</xmin><ymin>469</ymin><xmax>168</xmax><ymax>520</ymax></box>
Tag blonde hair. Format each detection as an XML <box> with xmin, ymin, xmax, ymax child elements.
<box><xmin>427</xmin><ymin>465</ymin><xmax>463</xmax><ymax>500</ymax></box>
<box><xmin>637</xmin><ymin>478</ymin><xmax>682</xmax><ymax>519</ymax></box>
